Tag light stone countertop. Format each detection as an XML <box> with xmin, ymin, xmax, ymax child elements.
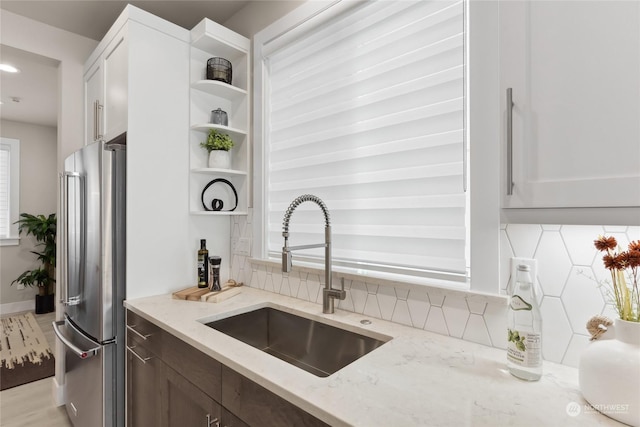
<box><xmin>124</xmin><ymin>287</ymin><xmax>620</xmax><ymax>427</ymax></box>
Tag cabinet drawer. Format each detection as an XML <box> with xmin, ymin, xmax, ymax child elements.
<box><xmin>162</xmin><ymin>331</ymin><xmax>222</xmax><ymax>402</ymax></box>
<box><xmin>164</xmin><ymin>364</ymin><xmax>221</xmax><ymax>427</ymax></box>
<box><xmin>126</xmin><ymin>310</ymin><xmax>163</xmax><ymax>356</ymax></box>
<box><xmin>127</xmin><ymin>311</ymin><xmax>163</xmax><ymax>357</ymax></box>
<box><xmin>221</xmin><ymin>366</ymin><xmax>329</xmax><ymax>427</ymax></box>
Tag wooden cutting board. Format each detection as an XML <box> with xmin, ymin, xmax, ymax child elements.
<box><xmin>172</xmin><ymin>281</ymin><xmax>243</xmax><ymax>303</ymax></box>
<box><xmin>172</xmin><ymin>286</ymin><xmax>211</xmax><ymax>301</ymax></box>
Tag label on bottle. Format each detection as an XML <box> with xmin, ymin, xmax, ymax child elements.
<box><xmin>507</xmin><ymin>329</ymin><xmax>541</xmax><ymax>367</ymax></box>
<box><xmin>510</xmin><ymin>294</ymin><xmax>533</xmax><ymax>311</ymax></box>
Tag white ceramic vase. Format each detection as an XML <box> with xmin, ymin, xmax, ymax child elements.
<box><xmin>579</xmin><ymin>317</ymin><xmax>640</xmax><ymax>426</ymax></box>
<box><xmin>208</xmin><ymin>150</ymin><xmax>231</xmax><ymax>169</ymax></box>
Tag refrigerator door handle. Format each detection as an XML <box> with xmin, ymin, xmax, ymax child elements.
<box><xmin>53</xmin><ymin>320</ymin><xmax>101</xmax><ymax>359</ymax></box>
<box><xmin>60</xmin><ymin>171</ymin><xmax>84</xmax><ymax>306</ymax></box>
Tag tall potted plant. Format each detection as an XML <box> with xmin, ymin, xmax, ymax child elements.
<box><xmin>11</xmin><ymin>213</ymin><xmax>57</xmax><ymax>313</ymax></box>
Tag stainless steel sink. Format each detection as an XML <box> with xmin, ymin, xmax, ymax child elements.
<box><xmin>205</xmin><ymin>307</ymin><xmax>390</xmax><ymax>377</ymax></box>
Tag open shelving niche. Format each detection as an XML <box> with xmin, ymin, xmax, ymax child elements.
<box><xmin>189</xmin><ymin>19</ymin><xmax>250</xmax><ymax>216</ymax></box>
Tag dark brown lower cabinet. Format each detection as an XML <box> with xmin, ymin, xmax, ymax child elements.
<box><xmin>164</xmin><ymin>365</ymin><xmax>221</xmax><ymax>427</ymax></box>
<box><xmin>126</xmin><ymin>310</ymin><xmax>327</xmax><ymax>427</ymax></box>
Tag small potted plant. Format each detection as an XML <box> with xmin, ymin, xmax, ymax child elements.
<box><xmin>11</xmin><ymin>213</ymin><xmax>57</xmax><ymax>313</ymax></box>
<box><xmin>201</xmin><ymin>129</ymin><xmax>234</xmax><ymax>169</ymax></box>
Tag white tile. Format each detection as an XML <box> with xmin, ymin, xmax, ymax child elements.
<box><xmin>627</xmin><ymin>226</ymin><xmax>640</xmax><ymax>241</ymax></box>
<box><xmin>391</xmin><ymin>300</ymin><xmax>413</xmax><ymax>327</ymax></box>
<box><xmin>427</xmin><ymin>292</ymin><xmax>445</xmax><ymax>307</ymax></box>
<box><xmin>424</xmin><ymin>306</ymin><xmax>449</xmax><ymax>336</ymax></box>
<box><xmin>500</xmin><ymin>229</ymin><xmax>515</xmax><ymax>293</ymax></box>
<box><xmin>263</xmin><ymin>273</ymin><xmax>276</xmax><ymax>293</ymax></box>
<box><xmin>363</xmin><ymin>294</ymin><xmax>382</xmax><ymax>319</ymax></box>
<box><xmin>442</xmin><ymin>296</ymin><xmax>469</xmax><ymax>338</ymax></box>
<box><xmin>306</xmin><ymin>273</ymin><xmax>322</xmax><ymax>303</ymax></box>
<box><xmin>603</xmin><ymin>225</ymin><xmax>627</xmax><ymax>233</ymax></box>
<box><xmin>407</xmin><ymin>289</ymin><xmax>430</xmax><ymax>329</ymax></box>
<box><xmin>541</xmin><ymin>224</ymin><xmax>561</xmax><ymax>231</ymax></box>
<box><xmin>287</xmin><ymin>270</ymin><xmax>302</xmax><ymax>298</ymax></box>
<box><xmin>463</xmin><ymin>314</ymin><xmax>492</xmax><ymax>346</ymax></box>
<box><xmin>279</xmin><ymin>277</ymin><xmax>292</xmax><ymax>296</ymax></box>
<box><xmin>376</xmin><ymin>286</ymin><xmax>397</xmax><ymax>321</ymax></box>
<box><xmin>534</xmin><ymin>231</ymin><xmax>572</xmax><ymax>297</ymax></box>
<box><xmin>395</xmin><ymin>287</ymin><xmax>409</xmax><ymax>300</ymax></box>
<box><xmin>560</xmin><ymin>225</ymin><xmax>600</xmax><ymax>266</ymax></box>
<box><xmin>540</xmin><ymin>297</ymin><xmax>572</xmax><ymax>363</ymax></box>
<box><xmin>466</xmin><ymin>298</ymin><xmax>487</xmax><ymax>315</ymax></box>
<box><xmin>366</xmin><ymin>283</ymin><xmax>379</xmax><ymax>294</ymax></box>
<box><xmin>338</xmin><ymin>279</ymin><xmax>355</xmax><ymax>312</ymax></box>
<box><xmin>254</xmin><ymin>264</ymin><xmax>267</xmax><ymax>289</ymax></box>
<box><xmin>483</xmin><ymin>302</ymin><xmax>508</xmax><ymax>349</ymax></box>
<box><xmin>561</xmin><ymin>267</ymin><xmax>604</xmax><ymax>333</ymax></box>
<box><xmin>601</xmin><ymin>303</ymin><xmax>619</xmax><ymax>321</ymax></box>
<box><xmin>562</xmin><ymin>333</ymin><xmax>590</xmax><ymax>368</ymax></box>
<box><xmin>296</xmin><ymin>278</ymin><xmax>310</xmax><ymax>301</ymax></box>
<box><xmin>350</xmin><ymin>280</ymin><xmax>368</xmax><ymax>314</ymax></box>
<box><xmin>505</xmin><ymin>224</ymin><xmax>542</xmax><ymax>258</ymax></box>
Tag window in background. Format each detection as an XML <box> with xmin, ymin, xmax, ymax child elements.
<box><xmin>0</xmin><ymin>137</ymin><xmax>20</xmax><ymax>245</ymax></box>
<box><xmin>257</xmin><ymin>1</ymin><xmax>467</xmax><ymax>285</ymax></box>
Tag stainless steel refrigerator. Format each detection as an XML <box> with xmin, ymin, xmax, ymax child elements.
<box><xmin>53</xmin><ymin>133</ymin><xmax>126</xmax><ymax>427</ymax></box>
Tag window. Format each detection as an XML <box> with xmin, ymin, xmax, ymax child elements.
<box><xmin>0</xmin><ymin>137</ymin><xmax>20</xmax><ymax>245</ymax></box>
<box><xmin>255</xmin><ymin>1</ymin><xmax>468</xmax><ymax>285</ymax></box>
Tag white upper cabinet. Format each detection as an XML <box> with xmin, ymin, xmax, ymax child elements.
<box><xmin>83</xmin><ymin>26</ymin><xmax>128</xmax><ymax>144</ymax></box>
<box><xmin>500</xmin><ymin>1</ymin><xmax>640</xmax><ymax>211</ymax></box>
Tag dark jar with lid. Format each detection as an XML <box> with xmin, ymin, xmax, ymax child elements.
<box><xmin>206</xmin><ymin>57</ymin><xmax>232</xmax><ymax>84</ymax></box>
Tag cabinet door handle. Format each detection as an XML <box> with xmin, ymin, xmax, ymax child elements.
<box><xmin>506</xmin><ymin>88</ymin><xmax>515</xmax><ymax>195</ymax></box>
<box><xmin>206</xmin><ymin>414</ymin><xmax>220</xmax><ymax>427</ymax></box>
<box><xmin>93</xmin><ymin>100</ymin><xmax>98</xmax><ymax>141</ymax></box>
<box><xmin>126</xmin><ymin>324</ymin><xmax>151</xmax><ymax>340</ymax></box>
<box><xmin>126</xmin><ymin>345</ymin><xmax>152</xmax><ymax>364</ymax></box>
<box><xmin>96</xmin><ymin>102</ymin><xmax>104</xmax><ymax>141</ymax></box>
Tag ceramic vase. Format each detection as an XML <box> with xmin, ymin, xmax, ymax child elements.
<box><xmin>579</xmin><ymin>316</ymin><xmax>640</xmax><ymax>426</ymax></box>
<box><xmin>208</xmin><ymin>150</ymin><xmax>231</xmax><ymax>169</ymax></box>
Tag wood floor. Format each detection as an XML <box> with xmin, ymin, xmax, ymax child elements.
<box><xmin>0</xmin><ymin>311</ymin><xmax>73</xmax><ymax>427</ymax></box>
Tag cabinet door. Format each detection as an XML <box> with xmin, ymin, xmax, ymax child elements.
<box><xmin>163</xmin><ymin>365</ymin><xmax>221</xmax><ymax>427</ymax></box>
<box><xmin>84</xmin><ymin>61</ymin><xmax>103</xmax><ymax>144</ymax></box>
<box><xmin>103</xmin><ymin>28</ymin><xmax>128</xmax><ymax>141</ymax></box>
<box><xmin>221</xmin><ymin>366</ymin><xmax>329</xmax><ymax>427</ymax></box>
<box><xmin>501</xmin><ymin>1</ymin><xmax>640</xmax><ymax>208</ymax></box>
<box><xmin>126</xmin><ymin>344</ymin><xmax>162</xmax><ymax>427</ymax></box>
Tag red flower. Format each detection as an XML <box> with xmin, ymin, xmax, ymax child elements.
<box><xmin>629</xmin><ymin>240</ymin><xmax>640</xmax><ymax>252</ymax></box>
<box><xmin>628</xmin><ymin>250</ymin><xmax>640</xmax><ymax>268</ymax></box>
<box><xmin>594</xmin><ymin>236</ymin><xmax>617</xmax><ymax>251</ymax></box>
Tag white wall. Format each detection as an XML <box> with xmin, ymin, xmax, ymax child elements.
<box><xmin>223</xmin><ymin>1</ymin><xmax>305</xmax><ymax>37</ymax></box>
<box><xmin>0</xmin><ymin>120</ymin><xmax>57</xmax><ymax>310</ymax></box>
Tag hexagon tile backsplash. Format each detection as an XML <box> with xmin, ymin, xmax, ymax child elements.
<box><xmin>231</xmin><ymin>212</ymin><xmax>639</xmax><ymax>368</ymax></box>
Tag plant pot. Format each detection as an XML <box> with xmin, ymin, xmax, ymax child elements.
<box><xmin>208</xmin><ymin>150</ymin><xmax>231</xmax><ymax>169</ymax></box>
<box><xmin>35</xmin><ymin>294</ymin><xmax>55</xmax><ymax>314</ymax></box>
<box><xmin>579</xmin><ymin>317</ymin><xmax>640</xmax><ymax>426</ymax></box>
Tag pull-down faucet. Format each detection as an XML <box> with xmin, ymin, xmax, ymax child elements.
<box><xmin>282</xmin><ymin>194</ymin><xmax>346</xmax><ymax>314</ymax></box>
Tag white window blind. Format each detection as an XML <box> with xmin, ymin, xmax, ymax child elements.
<box><xmin>0</xmin><ymin>138</ymin><xmax>20</xmax><ymax>241</ymax></box>
<box><xmin>265</xmin><ymin>0</ymin><xmax>466</xmax><ymax>280</ymax></box>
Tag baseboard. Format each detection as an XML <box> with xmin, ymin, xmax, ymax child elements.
<box><xmin>0</xmin><ymin>299</ymin><xmax>34</xmax><ymax>315</ymax></box>
<box><xmin>52</xmin><ymin>376</ymin><xmax>66</xmax><ymax>407</ymax></box>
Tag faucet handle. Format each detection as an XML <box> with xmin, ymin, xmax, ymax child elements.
<box><xmin>336</xmin><ymin>277</ymin><xmax>346</xmax><ymax>300</ymax></box>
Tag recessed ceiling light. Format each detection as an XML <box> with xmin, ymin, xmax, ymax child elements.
<box><xmin>0</xmin><ymin>64</ymin><xmax>20</xmax><ymax>73</ymax></box>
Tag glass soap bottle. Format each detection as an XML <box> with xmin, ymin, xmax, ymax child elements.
<box><xmin>507</xmin><ymin>264</ymin><xmax>542</xmax><ymax>381</ymax></box>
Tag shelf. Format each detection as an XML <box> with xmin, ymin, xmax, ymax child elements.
<box><xmin>190</xmin><ymin>210</ymin><xmax>248</xmax><ymax>216</ymax></box>
<box><xmin>191</xmin><ymin>168</ymin><xmax>247</xmax><ymax>176</ymax></box>
<box><xmin>191</xmin><ymin>124</ymin><xmax>247</xmax><ymax>139</ymax></box>
<box><xmin>191</xmin><ymin>80</ymin><xmax>247</xmax><ymax>102</ymax></box>
<box><xmin>191</xmin><ymin>19</ymin><xmax>249</xmax><ymax>61</ymax></box>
